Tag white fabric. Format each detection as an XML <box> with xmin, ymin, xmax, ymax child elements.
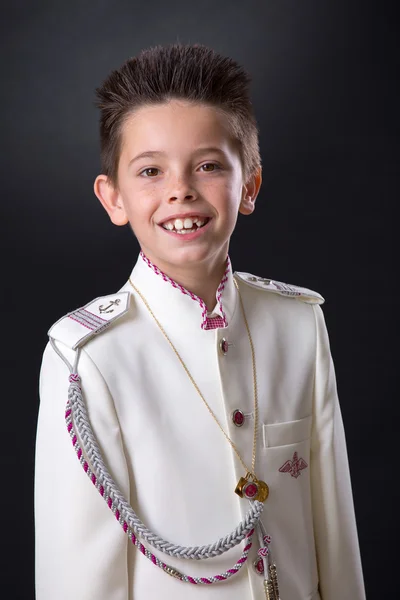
<box><xmin>35</xmin><ymin>255</ymin><xmax>365</xmax><ymax>599</ymax></box>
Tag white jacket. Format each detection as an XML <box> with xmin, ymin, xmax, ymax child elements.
<box><xmin>35</xmin><ymin>254</ymin><xmax>365</xmax><ymax>599</ymax></box>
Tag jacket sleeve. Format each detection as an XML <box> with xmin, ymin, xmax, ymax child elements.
<box><xmin>35</xmin><ymin>340</ymin><xmax>130</xmax><ymax>600</ymax></box>
<box><xmin>311</xmin><ymin>305</ymin><xmax>365</xmax><ymax>600</ymax></box>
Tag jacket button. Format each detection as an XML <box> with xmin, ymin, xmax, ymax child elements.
<box><xmin>232</xmin><ymin>409</ymin><xmax>245</xmax><ymax>427</ymax></box>
<box><xmin>219</xmin><ymin>338</ymin><xmax>229</xmax><ymax>355</ymax></box>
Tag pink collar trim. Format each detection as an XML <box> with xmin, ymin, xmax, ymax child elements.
<box><xmin>139</xmin><ymin>251</ymin><xmax>230</xmax><ymax>330</ymax></box>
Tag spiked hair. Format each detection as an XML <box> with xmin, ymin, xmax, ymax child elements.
<box><xmin>95</xmin><ymin>43</ymin><xmax>261</xmax><ymax>187</ymax></box>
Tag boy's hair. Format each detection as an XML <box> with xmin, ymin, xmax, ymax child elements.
<box><xmin>95</xmin><ymin>43</ymin><xmax>261</xmax><ymax>187</ymax></box>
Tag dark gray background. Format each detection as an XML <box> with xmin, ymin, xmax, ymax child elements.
<box><xmin>1</xmin><ymin>1</ymin><xmax>397</xmax><ymax>598</ymax></box>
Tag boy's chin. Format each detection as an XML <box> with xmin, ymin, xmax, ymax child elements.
<box><xmin>168</xmin><ymin>247</ymin><xmax>228</xmax><ymax>270</ymax></box>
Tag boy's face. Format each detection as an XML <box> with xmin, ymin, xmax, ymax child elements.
<box><xmin>95</xmin><ymin>100</ymin><xmax>261</xmax><ymax>274</ymax></box>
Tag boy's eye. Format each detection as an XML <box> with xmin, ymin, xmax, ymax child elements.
<box><xmin>200</xmin><ymin>162</ymin><xmax>220</xmax><ymax>172</ymax></box>
<box><xmin>140</xmin><ymin>167</ymin><xmax>160</xmax><ymax>177</ymax></box>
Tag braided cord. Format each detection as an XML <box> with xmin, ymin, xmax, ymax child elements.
<box><xmin>65</xmin><ymin>377</ymin><xmax>258</xmax><ymax>583</ymax></box>
<box><xmin>127</xmin><ymin>525</ymin><xmax>255</xmax><ymax>584</ymax></box>
<box><xmin>67</xmin><ymin>376</ymin><xmax>263</xmax><ymax>562</ymax></box>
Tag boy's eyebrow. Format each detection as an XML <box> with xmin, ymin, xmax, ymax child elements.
<box><xmin>128</xmin><ymin>147</ymin><xmax>227</xmax><ymax>166</ymax></box>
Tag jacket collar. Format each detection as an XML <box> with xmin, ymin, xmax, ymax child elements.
<box><xmin>125</xmin><ymin>252</ymin><xmax>238</xmax><ymax>331</ymax></box>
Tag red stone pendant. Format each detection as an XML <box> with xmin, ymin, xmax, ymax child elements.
<box><xmin>243</xmin><ymin>480</ymin><xmax>259</xmax><ymax>499</ymax></box>
<box><xmin>235</xmin><ymin>473</ymin><xmax>269</xmax><ymax>502</ymax></box>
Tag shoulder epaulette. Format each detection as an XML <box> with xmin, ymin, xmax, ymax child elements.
<box><xmin>234</xmin><ymin>272</ymin><xmax>325</xmax><ymax>305</ymax></box>
<box><xmin>48</xmin><ymin>291</ymin><xmax>131</xmax><ymax>350</ymax></box>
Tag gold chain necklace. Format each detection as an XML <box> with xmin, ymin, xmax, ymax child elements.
<box><xmin>128</xmin><ymin>275</ymin><xmax>269</xmax><ymax>503</ymax></box>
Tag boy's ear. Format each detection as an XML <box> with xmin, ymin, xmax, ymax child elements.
<box><xmin>93</xmin><ymin>175</ymin><xmax>129</xmax><ymax>226</ymax></box>
<box><xmin>239</xmin><ymin>165</ymin><xmax>262</xmax><ymax>216</ymax></box>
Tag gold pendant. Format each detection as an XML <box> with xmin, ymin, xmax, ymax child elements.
<box><xmin>235</xmin><ymin>472</ymin><xmax>269</xmax><ymax>502</ymax></box>
<box><xmin>255</xmin><ymin>480</ymin><xmax>269</xmax><ymax>502</ymax></box>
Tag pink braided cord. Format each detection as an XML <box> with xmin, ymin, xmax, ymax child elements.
<box><xmin>263</xmin><ymin>534</ymin><xmax>272</xmax><ymax>545</ymax></box>
<box><xmin>69</xmin><ymin>373</ymin><xmax>81</xmax><ymax>382</ymax></box>
<box><xmin>65</xmin><ymin>380</ymin><xmax>254</xmax><ymax>584</ymax></box>
<box><xmin>140</xmin><ymin>251</ymin><xmax>230</xmax><ymax>329</ymax></box>
<box><xmin>184</xmin><ymin>535</ymin><xmax>253</xmax><ymax>584</ymax></box>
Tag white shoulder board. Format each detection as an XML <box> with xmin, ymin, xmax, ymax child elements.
<box><xmin>235</xmin><ymin>272</ymin><xmax>325</xmax><ymax>305</ymax></box>
<box><xmin>48</xmin><ymin>291</ymin><xmax>131</xmax><ymax>350</ymax></box>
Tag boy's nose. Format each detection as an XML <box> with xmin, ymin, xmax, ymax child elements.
<box><xmin>168</xmin><ymin>182</ymin><xmax>197</xmax><ymax>203</ymax></box>
<box><xmin>167</xmin><ymin>171</ymin><xmax>198</xmax><ymax>203</ymax></box>
<box><xmin>169</xmin><ymin>192</ymin><xmax>196</xmax><ymax>203</ymax></box>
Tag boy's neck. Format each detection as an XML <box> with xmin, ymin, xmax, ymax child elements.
<box><xmin>142</xmin><ymin>251</ymin><xmax>228</xmax><ymax>313</ymax></box>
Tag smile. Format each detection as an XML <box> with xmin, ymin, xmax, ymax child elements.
<box><xmin>158</xmin><ymin>216</ymin><xmax>212</xmax><ymax>240</ymax></box>
<box><xmin>160</xmin><ymin>216</ymin><xmax>210</xmax><ymax>234</ymax></box>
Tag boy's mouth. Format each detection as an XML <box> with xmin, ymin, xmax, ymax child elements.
<box><xmin>160</xmin><ymin>216</ymin><xmax>211</xmax><ymax>235</ymax></box>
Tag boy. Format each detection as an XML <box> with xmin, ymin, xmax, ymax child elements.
<box><xmin>35</xmin><ymin>43</ymin><xmax>365</xmax><ymax>599</ymax></box>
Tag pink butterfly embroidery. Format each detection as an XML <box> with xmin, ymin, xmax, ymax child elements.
<box><xmin>279</xmin><ymin>451</ymin><xmax>308</xmax><ymax>478</ymax></box>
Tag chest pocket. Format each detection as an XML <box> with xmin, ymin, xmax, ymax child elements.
<box><xmin>262</xmin><ymin>415</ymin><xmax>312</xmax><ymax>448</ymax></box>
<box><xmin>258</xmin><ymin>414</ymin><xmax>318</xmax><ymax>596</ymax></box>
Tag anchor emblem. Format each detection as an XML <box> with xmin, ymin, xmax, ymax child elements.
<box><xmin>98</xmin><ymin>299</ymin><xmax>121</xmax><ymax>314</ymax></box>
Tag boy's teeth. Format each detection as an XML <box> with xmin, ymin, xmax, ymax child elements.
<box><xmin>163</xmin><ymin>217</ymin><xmax>206</xmax><ymax>230</ymax></box>
<box><xmin>176</xmin><ymin>228</ymin><xmax>195</xmax><ymax>234</ymax></box>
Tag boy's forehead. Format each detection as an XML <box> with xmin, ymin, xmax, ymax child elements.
<box><xmin>121</xmin><ymin>101</ymin><xmax>237</xmax><ymax>155</ymax></box>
